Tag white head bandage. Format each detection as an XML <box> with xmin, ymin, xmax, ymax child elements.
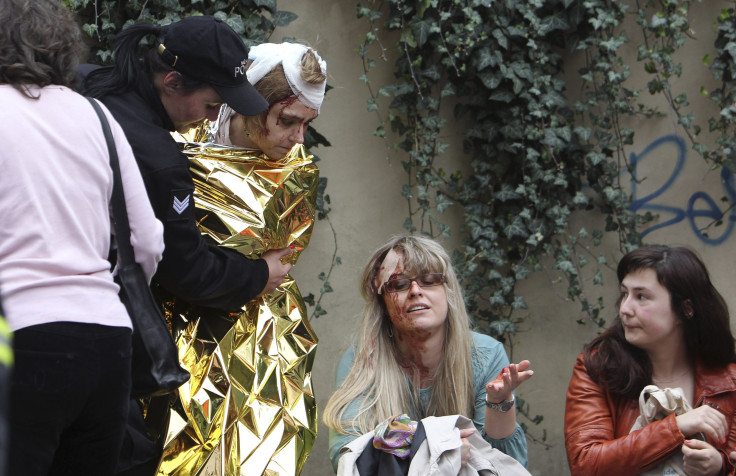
<box><xmin>246</xmin><ymin>42</ymin><xmax>327</xmax><ymax>113</ymax></box>
<box><xmin>374</xmin><ymin>249</ymin><xmax>402</xmax><ymax>295</ymax></box>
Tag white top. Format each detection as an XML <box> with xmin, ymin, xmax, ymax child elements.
<box><xmin>0</xmin><ymin>85</ymin><xmax>164</xmax><ymax>331</ymax></box>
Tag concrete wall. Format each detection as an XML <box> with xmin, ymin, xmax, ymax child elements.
<box><xmin>274</xmin><ymin>2</ymin><xmax>736</xmax><ymax>475</ymax></box>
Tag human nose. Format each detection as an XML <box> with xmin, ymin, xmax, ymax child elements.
<box><xmin>407</xmin><ymin>279</ymin><xmax>423</xmax><ymax>296</ymax></box>
<box><xmin>620</xmin><ymin>295</ymin><xmax>633</xmax><ymax>316</ymax></box>
<box><xmin>205</xmin><ymin>108</ymin><xmax>220</xmax><ymax>122</ymax></box>
<box><xmin>289</xmin><ymin>125</ymin><xmax>306</xmax><ymax>144</ymax></box>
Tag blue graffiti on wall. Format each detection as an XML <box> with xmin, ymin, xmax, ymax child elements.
<box><xmin>629</xmin><ymin>134</ymin><xmax>736</xmax><ymax>245</ymax></box>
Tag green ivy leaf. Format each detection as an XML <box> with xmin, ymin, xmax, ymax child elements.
<box><xmin>312</xmin><ymin>305</ymin><xmax>326</xmax><ymax>318</ymax></box>
<box><xmin>253</xmin><ymin>0</ymin><xmax>276</xmax><ymax>13</ymax></box>
<box><xmin>572</xmin><ymin>192</ymin><xmax>589</xmax><ymax>206</ymax></box>
<box><xmin>400</xmin><ymin>28</ymin><xmax>417</xmax><ymax>48</ymax></box>
<box><xmin>491</xmin><ymin>28</ymin><xmax>508</xmax><ymax>50</ymax></box>
<box><xmin>494</xmin><ymin>185</ymin><xmax>521</xmax><ymax>202</ymax></box>
<box><xmin>476</xmin><ymin>47</ymin><xmax>497</xmax><ymax>71</ymax></box>
<box><xmin>511</xmin><ymin>295</ymin><xmax>528</xmax><ymax>310</ymax></box>
<box><xmin>82</xmin><ymin>23</ymin><xmax>98</xmax><ymax>37</ymax></box>
<box><xmin>489</xmin><ymin>88</ymin><xmax>515</xmax><ymax>103</ymax></box>
<box><xmin>503</xmin><ymin>220</ymin><xmax>528</xmax><ymax>239</ymax></box>
<box><xmin>225</xmin><ymin>15</ymin><xmax>246</xmax><ymax>34</ymax></box>
<box><xmin>410</xmin><ymin>18</ymin><xmax>434</xmax><ymax>48</ymax></box>
<box><xmin>538</xmin><ymin>12</ymin><xmax>569</xmax><ymax>35</ymax></box>
<box><xmin>440</xmin><ymin>83</ymin><xmax>456</xmax><ymax>98</ymax></box>
<box><xmin>272</xmin><ymin>10</ymin><xmax>297</xmax><ymax>27</ymax></box>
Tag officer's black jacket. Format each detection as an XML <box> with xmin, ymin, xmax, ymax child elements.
<box><xmin>84</xmin><ymin>69</ymin><xmax>268</xmax><ymax>311</ymax></box>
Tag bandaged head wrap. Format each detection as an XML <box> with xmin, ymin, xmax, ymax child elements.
<box><xmin>374</xmin><ymin>249</ymin><xmax>402</xmax><ymax>295</ymax></box>
<box><xmin>246</xmin><ymin>42</ymin><xmax>327</xmax><ymax>113</ymax></box>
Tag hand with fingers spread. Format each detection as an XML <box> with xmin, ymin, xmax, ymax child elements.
<box><xmin>260</xmin><ymin>247</ymin><xmax>293</xmax><ymax>296</ymax></box>
<box><xmin>676</xmin><ymin>405</ymin><xmax>728</xmax><ymax>442</ymax></box>
<box><xmin>483</xmin><ymin>360</ymin><xmax>534</xmax><ymax>440</ymax></box>
<box><xmin>682</xmin><ymin>439</ymin><xmax>723</xmax><ymax>476</ymax></box>
<box><xmin>485</xmin><ymin>360</ymin><xmax>534</xmax><ymax>404</ymax></box>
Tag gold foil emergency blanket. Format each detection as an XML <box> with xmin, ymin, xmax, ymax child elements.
<box><xmin>154</xmin><ymin>144</ymin><xmax>319</xmax><ymax>476</ymax></box>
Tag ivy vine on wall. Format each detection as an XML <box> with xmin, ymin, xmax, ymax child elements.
<box><xmin>357</xmin><ymin>0</ymin><xmax>734</xmax><ymax>438</ymax></box>
<box><xmin>707</xmin><ymin>6</ymin><xmax>736</xmax><ymax>172</ymax></box>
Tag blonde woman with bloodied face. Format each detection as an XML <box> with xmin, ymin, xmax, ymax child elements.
<box><xmin>322</xmin><ymin>235</ymin><xmax>533</xmax><ymax>472</ymax></box>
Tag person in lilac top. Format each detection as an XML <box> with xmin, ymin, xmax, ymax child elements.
<box><xmin>0</xmin><ymin>2</ymin><xmax>163</xmax><ymax>475</ymax></box>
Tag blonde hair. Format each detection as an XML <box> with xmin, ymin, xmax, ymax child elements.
<box><xmin>322</xmin><ymin>235</ymin><xmax>475</xmax><ymax>435</ymax></box>
<box><xmin>242</xmin><ymin>48</ymin><xmax>326</xmax><ymax>137</ymax></box>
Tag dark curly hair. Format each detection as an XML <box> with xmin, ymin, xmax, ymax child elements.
<box><xmin>585</xmin><ymin>245</ymin><xmax>736</xmax><ymax>399</ymax></box>
<box><xmin>0</xmin><ymin>0</ymin><xmax>85</xmax><ymax>97</ymax></box>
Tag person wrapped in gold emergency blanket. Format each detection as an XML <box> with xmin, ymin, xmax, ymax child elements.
<box><xmin>154</xmin><ymin>42</ymin><xmax>327</xmax><ymax>476</ymax></box>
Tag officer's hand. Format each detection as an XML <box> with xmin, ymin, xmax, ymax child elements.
<box><xmin>260</xmin><ymin>247</ymin><xmax>293</xmax><ymax>295</ymax></box>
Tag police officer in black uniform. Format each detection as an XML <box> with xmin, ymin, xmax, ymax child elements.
<box><xmin>82</xmin><ymin>16</ymin><xmax>293</xmax><ymax>475</ymax></box>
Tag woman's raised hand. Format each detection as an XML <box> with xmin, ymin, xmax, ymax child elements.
<box><xmin>485</xmin><ymin>360</ymin><xmax>534</xmax><ymax>403</ymax></box>
<box><xmin>676</xmin><ymin>405</ymin><xmax>728</xmax><ymax>442</ymax></box>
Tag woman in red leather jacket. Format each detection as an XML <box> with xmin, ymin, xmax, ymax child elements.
<box><xmin>565</xmin><ymin>245</ymin><xmax>736</xmax><ymax>476</ymax></box>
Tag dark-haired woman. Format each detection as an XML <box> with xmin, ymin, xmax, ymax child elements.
<box><xmin>81</xmin><ymin>17</ymin><xmax>294</xmax><ymax>474</ymax></box>
<box><xmin>0</xmin><ymin>1</ymin><xmax>163</xmax><ymax>475</ymax></box>
<box><xmin>565</xmin><ymin>245</ymin><xmax>736</xmax><ymax>476</ymax></box>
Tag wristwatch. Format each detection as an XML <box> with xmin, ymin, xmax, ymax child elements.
<box><xmin>485</xmin><ymin>395</ymin><xmax>515</xmax><ymax>412</ymax></box>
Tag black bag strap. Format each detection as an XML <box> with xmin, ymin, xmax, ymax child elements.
<box><xmin>86</xmin><ymin>97</ymin><xmax>135</xmax><ymax>268</ymax></box>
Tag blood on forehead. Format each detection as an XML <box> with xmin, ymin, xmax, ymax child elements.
<box><xmin>374</xmin><ymin>249</ymin><xmax>403</xmax><ymax>293</ymax></box>
<box><xmin>279</xmin><ymin>95</ymin><xmax>299</xmax><ymax>108</ymax></box>
<box><xmin>275</xmin><ymin>95</ymin><xmax>300</xmax><ymax>125</ymax></box>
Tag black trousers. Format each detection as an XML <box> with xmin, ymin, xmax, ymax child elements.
<box><xmin>114</xmin><ymin>401</ymin><xmax>161</xmax><ymax>476</ymax></box>
<box><xmin>0</xmin><ymin>357</ymin><xmax>8</xmax><ymax>476</ymax></box>
<box><xmin>8</xmin><ymin>322</ymin><xmax>132</xmax><ymax>476</ymax></box>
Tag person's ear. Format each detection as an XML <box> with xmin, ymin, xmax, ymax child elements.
<box><xmin>682</xmin><ymin>299</ymin><xmax>694</xmax><ymax>319</ymax></box>
<box><xmin>161</xmin><ymin>71</ymin><xmax>183</xmax><ymax>94</ymax></box>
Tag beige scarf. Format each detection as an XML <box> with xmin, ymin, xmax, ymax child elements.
<box><xmin>630</xmin><ymin>385</ymin><xmax>702</xmax><ymax>476</ymax></box>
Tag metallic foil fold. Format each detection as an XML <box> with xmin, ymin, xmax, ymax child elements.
<box><xmin>154</xmin><ymin>143</ymin><xmax>319</xmax><ymax>475</ymax></box>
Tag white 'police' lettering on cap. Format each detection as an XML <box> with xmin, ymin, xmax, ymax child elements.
<box><xmin>234</xmin><ymin>59</ymin><xmax>247</xmax><ymax>78</ymax></box>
